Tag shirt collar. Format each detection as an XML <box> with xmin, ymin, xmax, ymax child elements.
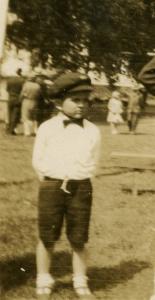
<box><xmin>58</xmin><ymin>112</ymin><xmax>71</xmax><ymax>121</ymax></box>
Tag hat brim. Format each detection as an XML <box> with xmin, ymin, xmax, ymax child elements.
<box><xmin>67</xmin><ymin>84</ymin><xmax>93</xmax><ymax>93</ymax></box>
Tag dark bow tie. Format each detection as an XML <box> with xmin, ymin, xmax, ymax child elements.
<box><xmin>63</xmin><ymin>118</ymin><xmax>84</xmax><ymax>128</ymax></box>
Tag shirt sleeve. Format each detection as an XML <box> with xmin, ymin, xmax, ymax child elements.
<box><xmin>32</xmin><ymin>123</ymin><xmax>48</xmax><ymax>180</ymax></box>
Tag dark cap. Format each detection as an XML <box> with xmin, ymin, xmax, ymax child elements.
<box><xmin>48</xmin><ymin>72</ymin><xmax>93</xmax><ymax>98</ymax></box>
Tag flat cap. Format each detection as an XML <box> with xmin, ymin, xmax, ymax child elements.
<box><xmin>48</xmin><ymin>71</ymin><xmax>92</xmax><ymax>98</ymax></box>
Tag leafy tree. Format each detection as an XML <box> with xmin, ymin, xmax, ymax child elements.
<box><xmin>8</xmin><ymin>0</ymin><xmax>155</xmax><ymax>77</ymax></box>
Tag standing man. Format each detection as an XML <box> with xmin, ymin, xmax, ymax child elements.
<box><xmin>6</xmin><ymin>68</ymin><xmax>24</xmax><ymax>135</ymax></box>
<box><xmin>32</xmin><ymin>72</ymin><xmax>101</xmax><ymax>300</ymax></box>
<box><xmin>126</xmin><ymin>85</ymin><xmax>145</xmax><ymax>134</ymax></box>
<box><xmin>20</xmin><ymin>73</ymin><xmax>43</xmax><ymax>136</ymax></box>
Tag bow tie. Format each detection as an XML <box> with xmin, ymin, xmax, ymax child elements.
<box><xmin>63</xmin><ymin>118</ymin><xmax>84</xmax><ymax>128</ymax></box>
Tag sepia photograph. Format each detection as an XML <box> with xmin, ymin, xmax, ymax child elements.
<box><xmin>1</xmin><ymin>1</ymin><xmax>155</xmax><ymax>299</ymax></box>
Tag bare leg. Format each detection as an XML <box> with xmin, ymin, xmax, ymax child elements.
<box><xmin>110</xmin><ymin>122</ymin><xmax>118</xmax><ymax>134</ymax></box>
<box><xmin>36</xmin><ymin>239</ymin><xmax>55</xmax><ymax>296</ymax></box>
<box><xmin>36</xmin><ymin>239</ymin><xmax>53</xmax><ymax>274</ymax></box>
<box><xmin>72</xmin><ymin>247</ymin><xmax>88</xmax><ymax>276</ymax></box>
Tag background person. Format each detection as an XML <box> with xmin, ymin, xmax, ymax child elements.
<box><xmin>6</xmin><ymin>68</ymin><xmax>24</xmax><ymax>135</ymax></box>
<box><xmin>107</xmin><ymin>90</ymin><xmax>124</xmax><ymax>134</ymax></box>
<box><xmin>126</xmin><ymin>84</ymin><xmax>145</xmax><ymax>134</ymax></box>
<box><xmin>20</xmin><ymin>73</ymin><xmax>43</xmax><ymax>136</ymax></box>
<box><xmin>32</xmin><ymin>72</ymin><xmax>101</xmax><ymax>300</ymax></box>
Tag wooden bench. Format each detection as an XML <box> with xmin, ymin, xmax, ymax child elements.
<box><xmin>111</xmin><ymin>152</ymin><xmax>155</xmax><ymax>196</ymax></box>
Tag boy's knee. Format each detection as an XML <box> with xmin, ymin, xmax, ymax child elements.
<box><xmin>70</xmin><ymin>241</ymin><xmax>86</xmax><ymax>251</ymax></box>
<box><xmin>39</xmin><ymin>236</ymin><xmax>55</xmax><ymax>249</ymax></box>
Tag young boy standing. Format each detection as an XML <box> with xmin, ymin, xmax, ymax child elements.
<box><xmin>32</xmin><ymin>72</ymin><xmax>101</xmax><ymax>300</ymax></box>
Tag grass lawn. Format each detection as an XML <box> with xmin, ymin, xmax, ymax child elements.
<box><xmin>1</xmin><ymin>117</ymin><xmax>155</xmax><ymax>300</ymax></box>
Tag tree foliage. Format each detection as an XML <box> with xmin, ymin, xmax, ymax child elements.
<box><xmin>8</xmin><ymin>0</ymin><xmax>155</xmax><ymax>76</ymax></box>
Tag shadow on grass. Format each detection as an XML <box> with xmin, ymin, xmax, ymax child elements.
<box><xmin>122</xmin><ymin>187</ymin><xmax>155</xmax><ymax>195</ymax></box>
<box><xmin>0</xmin><ymin>251</ymin><xmax>150</xmax><ymax>293</ymax></box>
<box><xmin>88</xmin><ymin>260</ymin><xmax>150</xmax><ymax>291</ymax></box>
<box><xmin>1</xmin><ymin>253</ymin><xmax>36</xmax><ymax>292</ymax></box>
<box><xmin>119</xmin><ymin>132</ymin><xmax>153</xmax><ymax>136</ymax></box>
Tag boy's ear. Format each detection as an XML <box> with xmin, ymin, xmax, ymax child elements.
<box><xmin>55</xmin><ymin>99</ymin><xmax>63</xmax><ymax>110</ymax></box>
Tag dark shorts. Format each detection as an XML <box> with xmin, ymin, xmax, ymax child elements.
<box><xmin>38</xmin><ymin>178</ymin><xmax>92</xmax><ymax>249</ymax></box>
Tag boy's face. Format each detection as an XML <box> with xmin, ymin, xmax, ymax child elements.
<box><xmin>60</xmin><ymin>92</ymin><xmax>90</xmax><ymax>119</ymax></box>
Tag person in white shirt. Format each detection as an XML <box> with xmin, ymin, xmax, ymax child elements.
<box><xmin>107</xmin><ymin>91</ymin><xmax>124</xmax><ymax>134</ymax></box>
<box><xmin>32</xmin><ymin>72</ymin><xmax>101</xmax><ymax>300</ymax></box>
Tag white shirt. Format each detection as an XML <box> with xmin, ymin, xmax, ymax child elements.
<box><xmin>32</xmin><ymin>113</ymin><xmax>101</xmax><ymax>180</ymax></box>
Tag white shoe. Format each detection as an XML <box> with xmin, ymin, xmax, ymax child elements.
<box><xmin>36</xmin><ymin>274</ymin><xmax>55</xmax><ymax>299</ymax></box>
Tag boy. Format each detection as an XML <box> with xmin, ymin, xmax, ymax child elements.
<box><xmin>32</xmin><ymin>72</ymin><xmax>101</xmax><ymax>300</ymax></box>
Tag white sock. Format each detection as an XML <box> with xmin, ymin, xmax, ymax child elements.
<box><xmin>73</xmin><ymin>275</ymin><xmax>88</xmax><ymax>288</ymax></box>
<box><xmin>73</xmin><ymin>275</ymin><xmax>91</xmax><ymax>295</ymax></box>
<box><xmin>36</xmin><ymin>273</ymin><xmax>55</xmax><ymax>288</ymax></box>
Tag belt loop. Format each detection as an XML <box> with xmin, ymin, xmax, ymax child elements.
<box><xmin>60</xmin><ymin>177</ymin><xmax>71</xmax><ymax>194</ymax></box>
